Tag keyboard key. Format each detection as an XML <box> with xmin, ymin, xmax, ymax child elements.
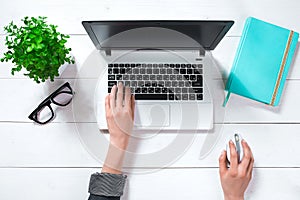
<box><xmin>182</xmin><ymin>94</ymin><xmax>188</xmax><ymax>100</ymax></box>
<box><xmin>182</xmin><ymin>88</ymin><xmax>188</xmax><ymax>93</ymax></box>
<box><xmin>158</xmin><ymin>81</ymin><xmax>164</xmax><ymax>87</ymax></box>
<box><xmin>163</xmin><ymin>75</ymin><xmax>170</xmax><ymax>80</ymax></box>
<box><xmin>162</xmin><ymin>88</ymin><xmax>168</xmax><ymax>93</ymax></box>
<box><xmin>120</xmin><ymin>68</ymin><xmax>126</xmax><ymax>74</ymax></box>
<box><xmin>131</xmin><ymin>81</ymin><xmax>137</xmax><ymax>87</ymax></box>
<box><xmin>150</xmin><ymin>75</ymin><xmax>156</xmax><ymax>80</ymax></box>
<box><xmin>113</xmin><ymin>63</ymin><xmax>119</xmax><ymax>67</ymax></box>
<box><xmin>130</xmin><ymin>64</ymin><xmax>136</xmax><ymax>68</ymax></box>
<box><xmin>167</xmin><ymin>68</ymin><xmax>173</xmax><ymax>74</ymax></box>
<box><xmin>142</xmin><ymin>88</ymin><xmax>148</xmax><ymax>93</ymax></box>
<box><xmin>116</xmin><ymin>74</ymin><xmax>122</xmax><ymax>80</ymax></box>
<box><xmin>140</xmin><ymin>68</ymin><xmax>146</xmax><ymax>74</ymax></box>
<box><xmin>146</xmin><ymin>68</ymin><xmax>152</xmax><ymax>74</ymax></box>
<box><xmin>135</xmin><ymin>88</ymin><xmax>141</xmax><ymax>93</ymax></box>
<box><xmin>153</xmin><ymin>68</ymin><xmax>159</xmax><ymax>74</ymax></box>
<box><xmin>137</xmin><ymin>81</ymin><xmax>144</xmax><ymax>87</ymax></box>
<box><xmin>172</xmin><ymin>82</ymin><xmax>178</xmax><ymax>87</ymax></box>
<box><xmin>151</xmin><ymin>81</ymin><xmax>157</xmax><ymax>87</ymax></box>
<box><xmin>148</xmin><ymin>88</ymin><xmax>154</xmax><ymax>93</ymax></box>
<box><xmin>192</xmin><ymin>81</ymin><xmax>202</xmax><ymax>87</ymax></box>
<box><xmin>180</xmin><ymin>69</ymin><xmax>186</xmax><ymax>74</ymax></box>
<box><xmin>108</xmin><ymin>64</ymin><xmax>113</xmax><ymax>67</ymax></box>
<box><xmin>130</xmin><ymin>75</ymin><xmax>136</xmax><ymax>80</ymax></box>
<box><xmin>125</xmin><ymin>64</ymin><xmax>130</xmax><ymax>67</ymax></box>
<box><xmin>185</xmin><ymin>81</ymin><xmax>191</xmax><ymax>87</ymax></box>
<box><xmin>190</xmin><ymin>75</ymin><xmax>196</xmax><ymax>81</ymax></box>
<box><xmin>189</xmin><ymin>94</ymin><xmax>195</xmax><ymax>100</ymax></box>
<box><xmin>187</xmin><ymin>69</ymin><xmax>193</xmax><ymax>74</ymax></box>
<box><xmin>165</xmin><ymin>81</ymin><xmax>171</xmax><ymax>87</ymax></box>
<box><xmin>160</xmin><ymin>68</ymin><xmax>166</xmax><ymax>74</ymax></box>
<box><xmin>193</xmin><ymin>88</ymin><xmax>203</xmax><ymax>93</ymax></box>
<box><xmin>175</xmin><ymin>88</ymin><xmax>181</xmax><ymax>93</ymax></box>
<box><xmin>133</xmin><ymin>68</ymin><xmax>139</xmax><ymax>74</ymax></box>
<box><xmin>197</xmin><ymin>94</ymin><xmax>203</xmax><ymax>100</ymax></box>
<box><xmin>175</xmin><ymin>94</ymin><xmax>181</xmax><ymax>100</ymax></box>
<box><xmin>126</xmin><ymin>68</ymin><xmax>132</xmax><ymax>74</ymax></box>
<box><xmin>179</xmin><ymin>81</ymin><xmax>184</xmax><ymax>87</ymax></box>
<box><xmin>145</xmin><ymin>81</ymin><xmax>151</xmax><ymax>87</ymax></box>
<box><xmin>108</xmin><ymin>75</ymin><xmax>115</xmax><ymax>80</ymax></box>
<box><xmin>183</xmin><ymin>75</ymin><xmax>190</xmax><ymax>80</ymax></box>
<box><xmin>143</xmin><ymin>75</ymin><xmax>149</xmax><ymax>80</ymax></box>
<box><xmin>108</xmin><ymin>68</ymin><xmax>113</xmax><ymax>74</ymax></box>
<box><xmin>177</xmin><ymin>75</ymin><xmax>182</xmax><ymax>80</ymax></box>
<box><xmin>131</xmin><ymin>88</ymin><xmax>135</xmax><ymax>93</ymax></box>
<box><xmin>168</xmin><ymin>94</ymin><xmax>174</xmax><ymax>100</ymax></box>
<box><xmin>137</xmin><ymin>75</ymin><xmax>143</xmax><ymax>80</ymax></box>
<box><xmin>125</xmin><ymin>81</ymin><xmax>130</xmax><ymax>87</ymax></box>
<box><xmin>175</xmin><ymin>64</ymin><xmax>180</xmax><ymax>68</ymax></box>
<box><xmin>120</xmin><ymin>63</ymin><xmax>124</xmax><ymax>67</ymax></box>
<box><xmin>187</xmin><ymin>64</ymin><xmax>191</xmax><ymax>68</ymax></box>
<box><xmin>135</xmin><ymin>94</ymin><xmax>168</xmax><ymax>100</ymax></box>
<box><xmin>157</xmin><ymin>75</ymin><xmax>163</xmax><ymax>80</ymax></box>
<box><xmin>180</xmin><ymin>64</ymin><xmax>186</xmax><ymax>68</ymax></box>
<box><xmin>108</xmin><ymin>87</ymin><xmax>112</xmax><ymax>93</ymax></box>
<box><xmin>170</xmin><ymin>75</ymin><xmax>176</xmax><ymax>80</ymax></box>
<box><xmin>123</xmin><ymin>75</ymin><xmax>129</xmax><ymax>80</ymax></box>
<box><xmin>113</xmin><ymin>68</ymin><xmax>119</xmax><ymax>74</ymax></box>
<box><xmin>155</xmin><ymin>88</ymin><xmax>161</xmax><ymax>93</ymax></box>
<box><xmin>108</xmin><ymin>81</ymin><xmax>117</xmax><ymax>87</ymax></box>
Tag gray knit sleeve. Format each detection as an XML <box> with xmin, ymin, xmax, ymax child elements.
<box><xmin>88</xmin><ymin>172</ymin><xmax>127</xmax><ymax>197</ymax></box>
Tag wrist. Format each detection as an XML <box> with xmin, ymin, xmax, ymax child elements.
<box><xmin>224</xmin><ymin>195</ymin><xmax>244</xmax><ymax>200</ymax></box>
<box><xmin>110</xmin><ymin>133</ymin><xmax>130</xmax><ymax>150</ymax></box>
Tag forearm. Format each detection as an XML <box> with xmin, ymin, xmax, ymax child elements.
<box><xmin>102</xmin><ymin>141</ymin><xmax>127</xmax><ymax>174</ymax></box>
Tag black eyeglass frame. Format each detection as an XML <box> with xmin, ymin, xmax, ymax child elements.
<box><xmin>28</xmin><ymin>82</ymin><xmax>74</xmax><ymax>125</ymax></box>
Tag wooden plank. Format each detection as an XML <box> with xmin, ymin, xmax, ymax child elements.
<box><xmin>1</xmin><ymin>35</ymin><xmax>299</xmax><ymax>80</ymax></box>
<box><xmin>0</xmin><ymin>78</ymin><xmax>300</xmax><ymax>123</ymax></box>
<box><xmin>0</xmin><ymin>0</ymin><xmax>300</xmax><ymax>35</ymax></box>
<box><xmin>0</xmin><ymin>168</ymin><xmax>299</xmax><ymax>200</ymax></box>
<box><xmin>0</xmin><ymin>123</ymin><xmax>299</xmax><ymax>168</ymax></box>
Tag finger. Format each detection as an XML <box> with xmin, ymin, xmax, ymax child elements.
<box><xmin>240</xmin><ymin>140</ymin><xmax>252</xmax><ymax>170</ymax></box>
<box><xmin>229</xmin><ymin>140</ymin><xmax>238</xmax><ymax>170</ymax></box>
<box><xmin>116</xmin><ymin>82</ymin><xmax>124</xmax><ymax>108</ymax></box>
<box><xmin>247</xmin><ymin>157</ymin><xmax>254</xmax><ymax>178</ymax></box>
<box><xmin>105</xmin><ymin>94</ymin><xmax>111</xmax><ymax>113</ymax></box>
<box><xmin>131</xmin><ymin>95</ymin><xmax>135</xmax><ymax>119</ymax></box>
<box><xmin>110</xmin><ymin>85</ymin><xmax>117</xmax><ymax>108</ymax></box>
<box><xmin>219</xmin><ymin>150</ymin><xmax>228</xmax><ymax>175</ymax></box>
<box><xmin>124</xmin><ymin>86</ymin><xmax>131</xmax><ymax>108</ymax></box>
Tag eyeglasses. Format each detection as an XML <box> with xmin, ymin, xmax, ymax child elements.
<box><xmin>28</xmin><ymin>82</ymin><xmax>74</xmax><ymax>124</ymax></box>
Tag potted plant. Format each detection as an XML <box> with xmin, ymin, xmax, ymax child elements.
<box><xmin>1</xmin><ymin>16</ymin><xmax>75</xmax><ymax>83</ymax></box>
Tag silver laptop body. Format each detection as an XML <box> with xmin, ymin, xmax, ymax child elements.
<box><xmin>82</xmin><ymin>20</ymin><xmax>234</xmax><ymax>130</ymax></box>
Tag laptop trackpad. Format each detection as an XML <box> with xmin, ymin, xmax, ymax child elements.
<box><xmin>135</xmin><ymin>104</ymin><xmax>170</xmax><ymax>127</ymax></box>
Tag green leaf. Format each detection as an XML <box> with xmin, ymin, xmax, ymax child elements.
<box><xmin>26</xmin><ymin>46</ymin><xmax>33</xmax><ymax>52</ymax></box>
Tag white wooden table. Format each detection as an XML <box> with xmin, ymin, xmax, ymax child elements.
<box><xmin>1</xmin><ymin>0</ymin><xmax>300</xmax><ymax>199</ymax></box>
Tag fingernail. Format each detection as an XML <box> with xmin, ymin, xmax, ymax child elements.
<box><xmin>229</xmin><ymin>140</ymin><xmax>234</xmax><ymax>145</ymax></box>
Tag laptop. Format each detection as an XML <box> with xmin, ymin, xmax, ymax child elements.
<box><xmin>82</xmin><ymin>20</ymin><xmax>234</xmax><ymax>130</ymax></box>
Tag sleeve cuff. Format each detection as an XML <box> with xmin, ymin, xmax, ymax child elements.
<box><xmin>88</xmin><ymin>172</ymin><xmax>127</xmax><ymax>197</ymax></box>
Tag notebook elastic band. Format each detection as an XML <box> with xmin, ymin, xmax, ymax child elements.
<box><xmin>270</xmin><ymin>30</ymin><xmax>294</xmax><ymax>106</ymax></box>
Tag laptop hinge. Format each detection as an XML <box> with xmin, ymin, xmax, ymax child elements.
<box><xmin>105</xmin><ymin>49</ymin><xmax>111</xmax><ymax>56</ymax></box>
<box><xmin>199</xmin><ymin>48</ymin><xmax>205</xmax><ymax>56</ymax></box>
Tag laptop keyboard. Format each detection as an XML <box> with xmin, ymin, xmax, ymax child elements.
<box><xmin>107</xmin><ymin>63</ymin><xmax>203</xmax><ymax>101</ymax></box>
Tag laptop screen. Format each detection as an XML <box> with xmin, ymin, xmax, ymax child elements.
<box><xmin>82</xmin><ymin>21</ymin><xmax>234</xmax><ymax>50</ymax></box>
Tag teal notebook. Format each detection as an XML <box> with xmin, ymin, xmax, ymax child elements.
<box><xmin>224</xmin><ymin>17</ymin><xmax>299</xmax><ymax>106</ymax></box>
